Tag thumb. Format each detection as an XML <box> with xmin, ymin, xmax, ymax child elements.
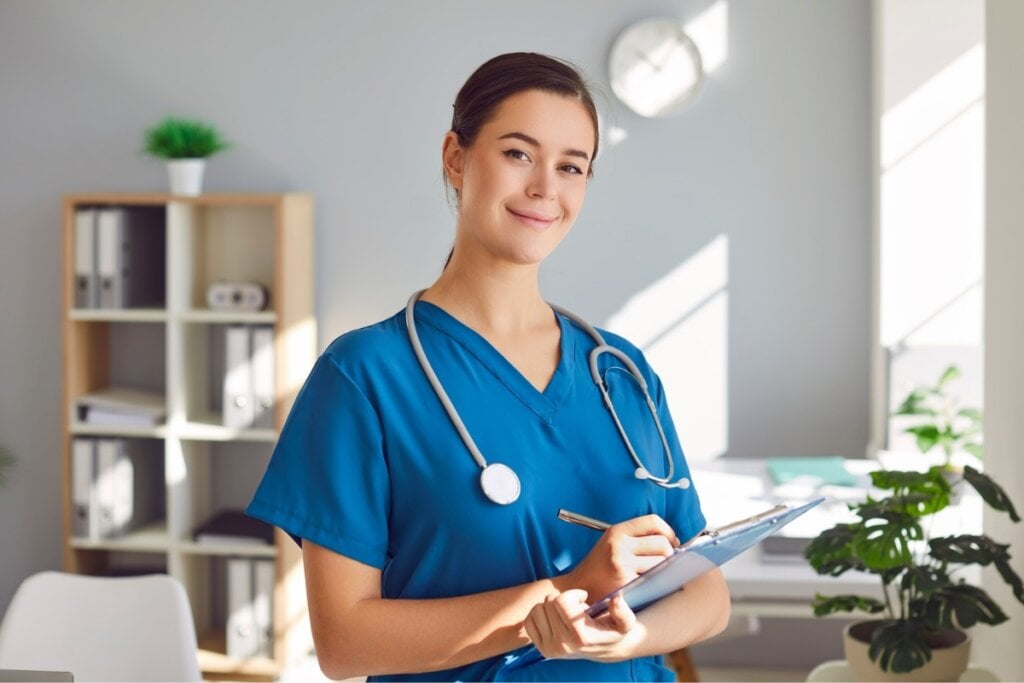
<box><xmin>605</xmin><ymin>594</ymin><xmax>637</xmax><ymax>633</ymax></box>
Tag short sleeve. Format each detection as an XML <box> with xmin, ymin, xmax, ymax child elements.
<box><xmin>246</xmin><ymin>353</ymin><xmax>391</xmax><ymax>569</ymax></box>
<box><xmin>651</xmin><ymin>371</ymin><xmax>707</xmax><ymax>543</ymax></box>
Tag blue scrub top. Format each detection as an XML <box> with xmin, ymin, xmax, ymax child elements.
<box><xmin>247</xmin><ymin>301</ymin><xmax>706</xmax><ymax>682</ymax></box>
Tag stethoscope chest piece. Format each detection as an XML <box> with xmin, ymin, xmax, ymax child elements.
<box><xmin>480</xmin><ymin>463</ymin><xmax>520</xmax><ymax>505</ymax></box>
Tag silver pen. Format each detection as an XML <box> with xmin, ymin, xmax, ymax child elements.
<box><xmin>557</xmin><ymin>508</ymin><xmax>612</xmax><ymax>531</ymax></box>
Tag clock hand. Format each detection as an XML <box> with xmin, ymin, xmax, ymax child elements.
<box><xmin>634</xmin><ymin>50</ymin><xmax>662</xmax><ymax>72</ymax></box>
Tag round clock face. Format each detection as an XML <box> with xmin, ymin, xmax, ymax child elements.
<box><xmin>609</xmin><ymin>18</ymin><xmax>705</xmax><ymax>118</ymax></box>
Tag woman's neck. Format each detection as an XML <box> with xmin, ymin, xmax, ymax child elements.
<box><xmin>419</xmin><ymin>254</ymin><xmax>552</xmax><ymax>336</ymax></box>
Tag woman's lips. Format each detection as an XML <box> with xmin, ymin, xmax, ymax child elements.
<box><xmin>507</xmin><ymin>207</ymin><xmax>558</xmax><ymax>230</ymax></box>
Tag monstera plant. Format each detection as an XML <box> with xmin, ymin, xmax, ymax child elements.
<box><xmin>805</xmin><ymin>465</ymin><xmax>1022</xmax><ymax>679</ymax></box>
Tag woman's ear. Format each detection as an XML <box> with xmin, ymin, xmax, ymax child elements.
<box><xmin>441</xmin><ymin>131</ymin><xmax>465</xmax><ymax>193</ymax></box>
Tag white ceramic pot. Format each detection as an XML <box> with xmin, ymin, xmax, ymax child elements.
<box><xmin>843</xmin><ymin>620</ymin><xmax>970</xmax><ymax>682</ymax></box>
<box><xmin>167</xmin><ymin>159</ymin><xmax>206</xmax><ymax>196</ymax></box>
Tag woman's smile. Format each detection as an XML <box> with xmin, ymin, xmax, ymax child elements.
<box><xmin>506</xmin><ymin>206</ymin><xmax>559</xmax><ymax>231</ymax></box>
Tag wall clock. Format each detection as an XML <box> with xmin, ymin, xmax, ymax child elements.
<box><xmin>609</xmin><ymin>18</ymin><xmax>705</xmax><ymax>118</ymax></box>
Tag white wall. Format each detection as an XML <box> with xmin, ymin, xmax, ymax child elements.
<box><xmin>976</xmin><ymin>0</ymin><xmax>1024</xmax><ymax>679</ymax></box>
<box><xmin>0</xmin><ymin>1</ymin><xmax>871</xmax><ymax>665</ymax></box>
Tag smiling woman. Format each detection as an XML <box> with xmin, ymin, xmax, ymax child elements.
<box><xmin>245</xmin><ymin>52</ymin><xmax>730</xmax><ymax>682</ymax></box>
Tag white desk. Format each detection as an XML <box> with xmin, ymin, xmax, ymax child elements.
<box><xmin>689</xmin><ymin>458</ymin><xmax>982</xmax><ymax>619</ymax></box>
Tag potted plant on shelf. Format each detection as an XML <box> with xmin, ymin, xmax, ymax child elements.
<box><xmin>891</xmin><ymin>364</ymin><xmax>983</xmax><ymax>472</ymax></box>
<box><xmin>805</xmin><ymin>465</ymin><xmax>1022</xmax><ymax>681</ymax></box>
<box><xmin>143</xmin><ymin>117</ymin><xmax>229</xmax><ymax>196</ymax></box>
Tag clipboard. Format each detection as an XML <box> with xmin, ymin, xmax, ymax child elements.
<box><xmin>586</xmin><ymin>497</ymin><xmax>824</xmax><ymax>617</ymax></box>
<box><xmin>499</xmin><ymin>498</ymin><xmax>824</xmax><ymax>674</ymax></box>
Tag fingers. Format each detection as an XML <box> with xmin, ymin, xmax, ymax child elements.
<box><xmin>617</xmin><ymin>514</ymin><xmax>680</xmax><ymax>548</ymax></box>
<box><xmin>527</xmin><ymin>590</ymin><xmax>588</xmax><ymax>657</ymax></box>
<box><xmin>629</xmin><ymin>533</ymin><xmax>676</xmax><ymax>558</ymax></box>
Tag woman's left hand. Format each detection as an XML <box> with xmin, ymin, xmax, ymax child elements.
<box><xmin>523</xmin><ymin>589</ymin><xmax>642</xmax><ymax>662</ymax></box>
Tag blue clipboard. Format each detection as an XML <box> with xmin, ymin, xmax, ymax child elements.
<box><xmin>499</xmin><ymin>498</ymin><xmax>824</xmax><ymax>674</ymax></box>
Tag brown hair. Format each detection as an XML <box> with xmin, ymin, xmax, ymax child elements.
<box><xmin>446</xmin><ymin>52</ymin><xmax>600</xmax><ymax>198</ymax></box>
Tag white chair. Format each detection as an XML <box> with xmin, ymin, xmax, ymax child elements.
<box><xmin>0</xmin><ymin>571</ymin><xmax>201</xmax><ymax>682</ymax></box>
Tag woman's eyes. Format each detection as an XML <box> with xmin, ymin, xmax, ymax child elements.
<box><xmin>503</xmin><ymin>149</ymin><xmax>531</xmax><ymax>162</ymax></box>
<box><xmin>502</xmin><ymin>149</ymin><xmax>584</xmax><ymax>176</ymax></box>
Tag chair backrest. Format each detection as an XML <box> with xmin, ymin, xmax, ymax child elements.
<box><xmin>0</xmin><ymin>571</ymin><xmax>201</xmax><ymax>682</ymax></box>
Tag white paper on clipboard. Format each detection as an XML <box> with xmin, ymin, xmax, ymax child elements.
<box><xmin>586</xmin><ymin>497</ymin><xmax>825</xmax><ymax>617</ymax></box>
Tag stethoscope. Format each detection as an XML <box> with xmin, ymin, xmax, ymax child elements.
<box><xmin>405</xmin><ymin>290</ymin><xmax>691</xmax><ymax>505</ymax></box>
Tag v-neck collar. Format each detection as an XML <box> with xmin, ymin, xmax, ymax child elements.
<box><xmin>412</xmin><ymin>300</ymin><xmax>576</xmax><ymax>424</ymax></box>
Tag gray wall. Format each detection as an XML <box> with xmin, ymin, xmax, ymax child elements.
<box><xmin>0</xmin><ymin>0</ymin><xmax>870</xmax><ymax>641</ymax></box>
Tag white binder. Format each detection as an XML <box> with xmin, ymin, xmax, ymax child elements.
<box><xmin>96</xmin><ymin>207</ymin><xmax>166</xmax><ymax>309</ymax></box>
<box><xmin>227</xmin><ymin>557</ymin><xmax>257</xmax><ymax>659</ymax></box>
<box><xmin>95</xmin><ymin>439</ymin><xmax>118</xmax><ymax>538</ymax></box>
<box><xmin>224</xmin><ymin>325</ymin><xmax>254</xmax><ymax>428</ymax></box>
<box><xmin>72</xmin><ymin>438</ymin><xmax>97</xmax><ymax>539</ymax></box>
<box><xmin>108</xmin><ymin>439</ymin><xmax>163</xmax><ymax>537</ymax></box>
<box><xmin>74</xmin><ymin>209</ymin><xmax>98</xmax><ymax>308</ymax></box>
<box><xmin>96</xmin><ymin>208</ymin><xmax>122</xmax><ymax>309</ymax></box>
<box><xmin>253</xmin><ymin>559</ymin><xmax>275</xmax><ymax>658</ymax></box>
<box><xmin>250</xmin><ymin>326</ymin><xmax>275</xmax><ymax>430</ymax></box>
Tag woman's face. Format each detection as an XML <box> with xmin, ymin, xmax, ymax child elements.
<box><xmin>444</xmin><ymin>89</ymin><xmax>596</xmax><ymax>267</ymax></box>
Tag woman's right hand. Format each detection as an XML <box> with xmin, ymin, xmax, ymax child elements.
<box><xmin>562</xmin><ymin>514</ymin><xmax>680</xmax><ymax>602</ymax></box>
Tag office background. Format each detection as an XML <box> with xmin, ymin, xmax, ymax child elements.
<box><xmin>1</xmin><ymin>0</ymin><xmax>1021</xmax><ymax>677</ymax></box>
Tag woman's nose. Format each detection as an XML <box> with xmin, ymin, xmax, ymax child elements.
<box><xmin>526</xmin><ymin>167</ymin><xmax>557</xmax><ymax>199</ymax></box>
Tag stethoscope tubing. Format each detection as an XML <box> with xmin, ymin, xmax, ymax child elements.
<box><xmin>406</xmin><ymin>290</ymin><xmax>690</xmax><ymax>502</ymax></box>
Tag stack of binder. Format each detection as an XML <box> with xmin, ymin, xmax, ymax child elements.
<box><xmin>74</xmin><ymin>206</ymin><xmax>166</xmax><ymax>309</ymax></box>
<box><xmin>71</xmin><ymin>437</ymin><xmax>164</xmax><ymax>540</ymax></box>
<box><xmin>74</xmin><ymin>386</ymin><xmax>166</xmax><ymax>427</ymax></box>
<box><xmin>223</xmin><ymin>325</ymin><xmax>275</xmax><ymax>429</ymax></box>
<box><xmin>226</xmin><ymin>557</ymin><xmax>275</xmax><ymax>659</ymax></box>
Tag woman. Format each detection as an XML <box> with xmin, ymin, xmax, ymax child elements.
<box><xmin>247</xmin><ymin>52</ymin><xmax>730</xmax><ymax>681</ymax></box>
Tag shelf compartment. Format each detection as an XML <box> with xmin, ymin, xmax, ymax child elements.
<box><xmin>173</xmin><ymin>323</ymin><xmax>278</xmax><ymax>436</ymax></box>
<box><xmin>66</xmin><ymin>320</ymin><xmax>167</xmax><ymax>429</ymax></box>
<box><xmin>168</xmin><ymin>202</ymin><xmax>276</xmax><ymax>313</ymax></box>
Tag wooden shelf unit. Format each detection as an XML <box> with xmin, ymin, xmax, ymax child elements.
<box><xmin>60</xmin><ymin>193</ymin><xmax>316</xmax><ymax>679</ymax></box>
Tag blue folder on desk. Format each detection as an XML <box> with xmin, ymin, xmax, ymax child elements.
<box><xmin>767</xmin><ymin>456</ymin><xmax>857</xmax><ymax>487</ymax></box>
<box><xmin>500</xmin><ymin>498</ymin><xmax>825</xmax><ymax>674</ymax></box>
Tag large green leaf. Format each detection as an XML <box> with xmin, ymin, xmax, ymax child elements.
<box><xmin>812</xmin><ymin>593</ymin><xmax>886</xmax><ymax>617</ymax></box>
<box><xmin>853</xmin><ymin>519</ymin><xmax>922</xmax><ymax>570</ymax></box>
<box><xmin>929</xmin><ymin>535</ymin><xmax>1009</xmax><ymax>566</ymax></box>
<box><xmin>902</xmin><ymin>565</ymin><xmax>950</xmax><ymax>596</ymax></box>
<box><xmin>962</xmin><ymin>466</ymin><xmax>1020</xmax><ymax>521</ymax></box>
<box><xmin>869</xmin><ymin>620</ymin><xmax>931</xmax><ymax>674</ymax></box>
<box><xmin>994</xmin><ymin>556</ymin><xmax>1024</xmax><ymax>604</ymax></box>
<box><xmin>923</xmin><ymin>583</ymin><xmax>1007</xmax><ymax>629</ymax></box>
<box><xmin>805</xmin><ymin>524</ymin><xmax>860</xmax><ymax>576</ymax></box>
<box><xmin>869</xmin><ymin>468</ymin><xmax>949</xmax><ymax>496</ymax></box>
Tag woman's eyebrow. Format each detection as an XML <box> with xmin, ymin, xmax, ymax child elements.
<box><xmin>497</xmin><ymin>131</ymin><xmax>591</xmax><ymax>162</ymax></box>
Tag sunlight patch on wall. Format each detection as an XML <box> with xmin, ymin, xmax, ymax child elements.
<box><xmin>879</xmin><ymin>45</ymin><xmax>984</xmax><ymax>348</ymax></box>
<box><xmin>686</xmin><ymin>0</ymin><xmax>729</xmax><ymax>74</ymax></box>
<box><xmin>605</xmin><ymin>235</ymin><xmax>729</xmax><ymax>463</ymax></box>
